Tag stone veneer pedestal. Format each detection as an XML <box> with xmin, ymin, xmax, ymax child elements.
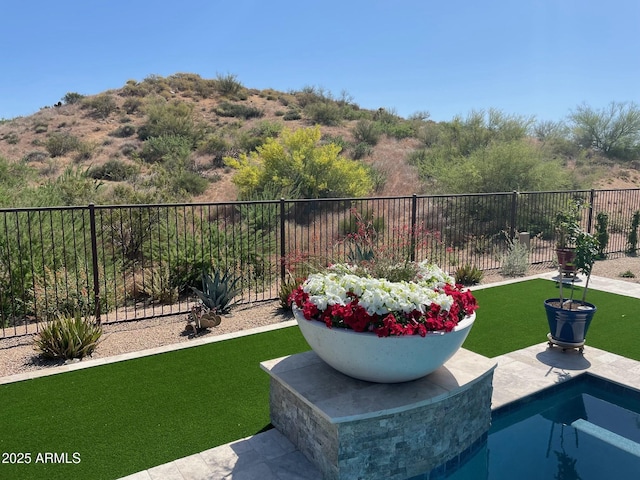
<box><xmin>261</xmin><ymin>348</ymin><xmax>496</xmax><ymax>480</ymax></box>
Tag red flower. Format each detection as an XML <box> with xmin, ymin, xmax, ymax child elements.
<box><xmin>292</xmin><ymin>278</ymin><xmax>477</xmax><ymax>337</ymax></box>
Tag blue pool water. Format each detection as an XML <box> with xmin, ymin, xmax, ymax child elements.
<box><xmin>444</xmin><ymin>375</ymin><xmax>640</xmax><ymax>480</ymax></box>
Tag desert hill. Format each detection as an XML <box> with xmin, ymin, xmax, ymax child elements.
<box><xmin>0</xmin><ymin>73</ymin><xmax>638</xmax><ymax>208</ymax></box>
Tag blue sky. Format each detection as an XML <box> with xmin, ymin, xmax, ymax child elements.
<box><xmin>2</xmin><ymin>0</ymin><xmax>639</xmax><ymax>122</ymax></box>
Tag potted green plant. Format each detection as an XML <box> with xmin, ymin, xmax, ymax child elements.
<box><xmin>554</xmin><ymin>200</ymin><xmax>582</xmax><ymax>276</ymax></box>
<box><xmin>544</xmin><ymin>227</ymin><xmax>599</xmax><ymax>351</ymax></box>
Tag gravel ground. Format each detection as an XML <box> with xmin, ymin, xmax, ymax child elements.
<box><xmin>2</xmin><ymin>256</ymin><xmax>639</xmax><ymax>379</ymax></box>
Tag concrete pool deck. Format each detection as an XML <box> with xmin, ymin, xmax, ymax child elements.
<box><xmin>4</xmin><ymin>272</ymin><xmax>640</xmax><ymax>479</ymax></box>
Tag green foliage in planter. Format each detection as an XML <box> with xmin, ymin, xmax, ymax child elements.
<box><xmin>595</xmin><ymin>212</ymin><xmax>609</xmax><ymax>259</ymax></box>
<box><xmin>34</xmin><ymin>312</ymin><xmax>102</xmax><ymax>360</ymax></box>
<box><xmin>191</xmin><ymin>269</ymin><xmax>242</xmax><ymax>314</ymax></box>
<box><xmin>454</xmin><ymin>264</ymin><xmax>484</xmax><ymax>286</ymax></box>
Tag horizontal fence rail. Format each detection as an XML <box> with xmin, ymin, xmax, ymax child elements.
<box><xmin>2</xmin><ymin>188</ymin><xmax>639</xmax><ymax>337</ymax></box>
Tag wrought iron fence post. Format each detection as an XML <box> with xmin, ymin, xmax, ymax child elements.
<box><xmin>410</xmin><ymin>194</ymin><xmax>417</xmax><ymax>262</ymax></box>
<box><xmin>587</xmin><ymin>189</ymin><xmax>595</xmax><ymax>233</ymax></box>
<box><xmin>88</xmin><ymin>204</ymin><xmax>101</xmax><ymax>323</ymax></box>
<box><xmin>280</xmin><ymin>198</ymin><xmax>286</xmax><ymax>282</ymax></box>
<box><xmin>509</xmin><ymin>191</ymin><xmax>518</xmax><ymax>239</ymax></box>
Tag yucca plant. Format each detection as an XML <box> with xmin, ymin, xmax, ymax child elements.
<box><xmin>34</xmin><ymin>312</ymin><xmax>102</xmax><ymax>360</ymax></box>
<box><xmin>190</xmin><ymin>269</ymin><xmax>242</xmax><ymax>314</ymax></box>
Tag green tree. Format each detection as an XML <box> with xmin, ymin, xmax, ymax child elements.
<box><xmin>225</xmin><ymin>126</ymin><xmax>372</xmax><ymax>199</ymax></box>
<box><xmin>569</xmin><ymin>101</ymin><xmax>640</xmax><ymax>158</ymax></box>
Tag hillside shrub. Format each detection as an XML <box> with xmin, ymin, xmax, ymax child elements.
<box><xmin>304</xmin><ymin>102</ymin><xmax>342</xmax><ymax>126</ymax></box>
<box><xmin>198</xmin><ymin>134</ymin><xmax>230</xmax><ymax>167</ymax></box>
<box><xmin>123</xmin><ymin>97</ymin><xmax>143</xmax><ymax>114</ymax></box>
<box><xmin>283</xmin><ymin>109</ymin><xmax>302</xmax><ymax>121</ymax></box>
<box><xmin>2</xmin><ymin>132</ymin><xmax>19</xmax><ymax>144</ymax></box>
<box><xmin>45</xmin><ymin>132</ymin><xmax>80</xmax><ymax>157</ymax></box>
<box><xmin>171</xmin><ymin>171</ymin><xmax>209</xmax><ymax>195</ymax></box>
<box><xmin>250</xmin><ymin>120</ymin><xmax>283</xmax><ymax>139</ymax></box>
<box><xmin>81</xmin><ymin>94</ymin><xmax>117</xmax><ymax>119</ymax></box>
<box><xmin>120</xmin><ymin>143</ymin><xmax>138</xmax><ymax>157</ymax></box>
<box><xmin>236</xmin><ymin>132</ymin><xmax>266</xmax><ymax>153</ymax></box>
<box><xmin>367</xmin><ymin>165</ymin><xmax>387</xmax><ymax>192</ymax></box>
<box><xmin>215</xmin><ymin>102</ymin><xmax>263</xmax><ymax>119</ymax></box>
<box><xmin>225</xmin><ymin>126</ymin><xmax>372</xmax><ymax>199</ymax></box>
<box><xmin>140</xmin><ymin>134</ymin><xmax>192</xmax><ymax>166</ymax></box>
<box><xmin>352</xmin><ymin>119</ymin><xmax>380</xmax><ymax>146</ymax></box>
<box><xmin>73</xmin><ymin>141</ymin><xmax>96</xmax><ymax>162</ymax></box>
<box><xmin>139</xmin><ymin>99</ymin><xmax>203</xmax><ymax>145</ymax></box>
<box><xmin>34</xmin><ymin>122</ymin><xmax>48</xmax><ymax>134</ymax></box>
<box><xmin>351</xmin><ymin>142</ymin><xmax>373</xmax><ymax>159</ymax></box>
<box><xmin>23</xmin><ymin>151</ymin><xmax>49</xmax><ymax>163</ymax></box>
<box><xmin>382</xmin><ymin>121</ymin><xmax>417</xmax><ymax>139</ymax></box>
<box><xmin>215</xmin><ymin>73</ymin><xmax>244</xmax><ymax>97</ymax></box>
<box><xmin>88</xmin><ymin>159</ymin><xmax>140</xmax><ymax>181</ymax></box>
<box><xmin>110</xmin><ymin>124</ymin><xmax>136</xmax><ymax>138</ymax></box>
<box><xmin>293</xmin><ymin>85</ymin><xmax>332</xmax><ymax>108</ymax></box>
<box><xmin>47</xmin><ymin>166</ymin><xmax>103</xmax><ymax>205</ymax></box>
<box><xmin>422</xmin><ymin>140</ymin><xmax>571</xmax><ymax>194</ymax></box>
<box><xmin>62</xmin><ymin>92</ymin><xmax>85</xmax><ymax>105</ymax></box>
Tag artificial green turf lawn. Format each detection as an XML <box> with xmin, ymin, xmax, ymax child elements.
<box><xmin>465</xmin><ymin>278</ymin><xmax>640</xmax><ymax>359</ymax></box>
<box><xmin>1</xmin><ymin>279</ymin><xmax>639</xmax><ymax>479</ymax></box>
<box><xmin>0</xmin><ymin>327</ymin><xmax>311</xmax><ymax>480</ymax></box>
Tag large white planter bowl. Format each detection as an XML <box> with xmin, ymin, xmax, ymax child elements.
<box><xmin>293</xmin><ymin>306</ymin><xmax>475</xmax><ymax>383</ymax></box>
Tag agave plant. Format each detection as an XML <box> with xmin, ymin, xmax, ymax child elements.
<box><xmin>190</xmin><ymin>269</ymin><xmax>242</xmax><ymax>315</ymax></box>
<box><xmin>34</xmin><ymin>311</ymin><xmax>102</xmax><ymax>360</ymax></box>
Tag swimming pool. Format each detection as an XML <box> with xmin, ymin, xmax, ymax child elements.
<box><xmin>439</xmin><ymin>375</ymin><xmax>640</xmax><ymax>480</ymax></box>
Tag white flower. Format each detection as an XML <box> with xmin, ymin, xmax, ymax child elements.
<box><xmin>301</xmin><ymin>263</ymin><xmax>456</xmax><ymax>316</ymax></box>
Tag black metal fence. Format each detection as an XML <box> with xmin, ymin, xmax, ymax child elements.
<box><xmin>2</xmin><ymin>188</ymin><xmax>640</xmax><ymax>336</ymax></box>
